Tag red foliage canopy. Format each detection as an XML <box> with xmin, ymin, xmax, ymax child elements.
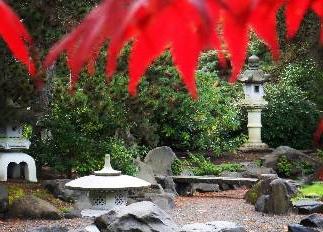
<box><xmin>0</xmin><ymin>0</ymin><xmax>36</xmax><ymax>76</ymax></box>
<box><xmin>44</xmin><ymin>0</ymin><xmax>323</xmax><ymax>98</ymax></box>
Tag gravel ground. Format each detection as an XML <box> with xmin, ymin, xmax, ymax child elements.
<box><xmin>167</xmin><ymin>189</ymin><xmax>314</xmax><ymax>232</ymax></box>
<box><xmin>0</xmin><ymin>218</ymin><xmax>93</xmax><ymax>232</ymax></box>
<box><xmin>1</xmin><ymin>189</ymin><xmax>321</xmax><ymax>232</ymax></box>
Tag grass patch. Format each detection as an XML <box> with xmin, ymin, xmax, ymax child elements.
<box><xmin>3</xmin><ymin>181</ymin><xmax>73</xmax><ymax>211</ymax></box>
<box><xmin>292</xmin><ymin>182</ymin><xmax>323</xmax><ymax>202</ymax></box>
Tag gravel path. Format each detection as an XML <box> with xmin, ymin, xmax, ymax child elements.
<box><xmin>0</xmin><ymin>218</ymin><xmax>93</xmax><ymax>232</ymax></box>
<box><xmin>167</xmin><ymin>189</ymin><xmax>308</xmax><ymax>232</ymax></box>
<box><xmin>0</xmin><ymin>189</ymin><xmax>320</xmax><ymax>232</ymax></box>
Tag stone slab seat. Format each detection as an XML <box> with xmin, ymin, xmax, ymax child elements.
<box><xmin>0</xmin><ymin>152</ymin><xmax>37</xmax><ymax>182</ymax></box>
<box><xmin>157</xmin><ymin>176</ymin><xmax>258</xmax><ymax>187</ymax></box>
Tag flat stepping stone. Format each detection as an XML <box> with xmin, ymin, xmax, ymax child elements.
<box><xmin>294</xmin><ymin>200</ymin><xmax>323</xmax><ymax>214</ymax></box>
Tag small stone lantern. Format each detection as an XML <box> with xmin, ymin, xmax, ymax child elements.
<box><xmin>0</xmin><ymin>124</ymin><xmax>37</xmax><ymax>182</ymax></box>
<box><xmin>238</xmin><ymin>55</ymin><xmax>270</xmax><ymax>151</ymax></box>
<box><xmin>65</xmin><ymin>154</ymin><xmax>151</xmax><ymax>217</ymax></box>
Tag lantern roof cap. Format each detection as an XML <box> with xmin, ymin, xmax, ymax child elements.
<box><xmin>238</xmin><ymin>55</ymin><xmax>270</xmax><ymax>84</ymax></box>
<box><xmin>65</xmin><ymin>154</ymin><xmax>151</xmax><ymax>191</ymax></box>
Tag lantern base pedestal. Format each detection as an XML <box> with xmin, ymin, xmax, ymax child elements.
<box><xmin>0</xmin><ymin>152</ymin><xmax>37</xmax><ymax>182</ymax></box>
<box><xmin>238</xmin><ymin>142</ymin><xmax>272</xmax><ymax>153</ymax></box>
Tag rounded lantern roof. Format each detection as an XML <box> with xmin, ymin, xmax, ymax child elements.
<box><xmin>238</xmin><ymin>55</ymin><xmax>270</xmax><ymax>84</ymax></box>
<box><xmin>65</xmin><ymin>154</ymin><xmax>151</xmax><ymax>191</ymax></box>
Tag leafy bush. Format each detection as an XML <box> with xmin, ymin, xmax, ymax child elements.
<box><xmin>281</xmin><ymin>59</ymin><xmax>323</xmax><ymax>110</ymax></box>
<box><xmin>171</xmin><ymin>153</ymin><xmax>243</xmax><ymax>176</ymax></box>
<box><xmin>276</xmin><ymin>155</ymin><xmax>314</xmax><ymax>178</ymax></box>
<box><xmin>276</xmin><ymin>155</ymin><xmax>293</xmax><ymax>177</ymax></box>
<box><xmin>263</xmin><ymin>82</ymin><xmax>320</xmax><ymax>149</ymax></box>
<box><xmin>30</xmin><ymin>75</ymin><xmax>142</xmax><ymax>176</ymax></box>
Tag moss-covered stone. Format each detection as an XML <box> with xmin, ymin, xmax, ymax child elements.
<box><xmin>245</xmin><ymin>181</ymin><xmax>262</xmax><ymax>205</ymax></box>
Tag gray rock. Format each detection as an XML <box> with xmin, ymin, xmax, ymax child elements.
<box><xmin>262</xmin><ymin>146</ymin><xmax>318</xmax><ymax>170</ymax></box>
<box><xmin>220</xmin><ymin>183</ymin><xmax>230</xmax><ymax>191</ymax></box>
<box><xmin>181</xmin><ymin>221</ymin><xmax>245</xmax><ymax>232</ymax></box>
<box><xmin>156</xmin><ymin>176</ymin><xmax>178</xmax><ymax>195</ymax></box>
<box><xmin>288</xmin><ymin>224</ymin><xmax>320</xmax><ymax>232</ymax></box>
<box><xmin>267</xmin><ymin>178</ymin><xmax>293</xmax><ymax>215</ymax></box>
<box><xmin>63</xmin><ymin>209</ymin><xmax>82</xmax><ymax>219</ymax></box>
<box><xmin>9</xmin><ymin>195</ymin><xmax>63</xmax><ymax>219</ymax></box>
<box><xmin>255</xmin><ymin>195</ymin><xmax>269</xmax><ymax>213</ymax></box>
<box><xmin>242</xmin><ymin>167</ymin><xmax>276</xmax><ymax>179</ymax></box>
<box><xmin>26</xmin><ymin>226</ymin><xmax>68</xmax><ymax>232</ymax></box>
<box><xmin>300</xmin><ymin>214</ymin><xmax>323</xmax><ymax>228</ymax></box>
<box><xmin>192</xmin><ymin>183</ymin><xmax>220</xmax><ymax>193</ymax></box>
<box><xmin>284</xmin><ymin>179</ymin><xmax>300</xmax><ymax>196</ymax></box>
<box><xmin>95</xmin><ymin>201</ymin><xmax>179</xmax><ymax>232</ymax></box>
<box><xmin>248</xmin><ymin>177</ymin><xmax>293</xmax><ymax>215</ymax></box>
<box><xmin>134</xmin><ymin>158</ymin><xmax>157</xmax><ymax>184</ymax></box>
<box><xmin>43</xmin><ymin>179</ymin><xmax>82</xmax><ymax>202</ymax></box>
<box><xmin>144</xmin><ymin>192</ymin><xmax>176</xmax><ymax>210</ymax></box>
<box><xmin>294</xmin><ymin>200</ymin><xmax>323</xmax><ymax>214</ymax></box>
<box><xmin>144</xmin><ymin>146</ymin><xmax>177</xmax><ymax>176</ymax></box>
<box><xmin>0</xmin><ymin>184</ymin><xmax>9</xmax><ymax>214</ymax></box>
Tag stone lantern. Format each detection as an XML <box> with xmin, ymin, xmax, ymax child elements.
<box><xmin>0</xmin><ymin>123</ymin><xmax>37</xmax><ymax>182</ymax></box>
<box><xmin>238</xmin><ymin>55</ymin><xmax>270</xmax><ymax>151</ymax></box>
<box><xmin>65</xmin><ymin>154</ymin><xmax>151</xmax><ymax>218</ymax></box>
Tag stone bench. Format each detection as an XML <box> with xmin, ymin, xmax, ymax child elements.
<box><xmin>156</xmin><ymin>176</ymin><xmax>258</xmax><ymax>196</ymax></box>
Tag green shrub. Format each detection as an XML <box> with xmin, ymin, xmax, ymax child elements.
<box><xmin>171</xmin><ymin>158</ymin><xmax>184</xmax><ymax>176</ymax></box>
<box><xmin>172</xmin><ymin>153</ymin><xmax>243</xmax><ymax>176</ymax></box>
<box><xmin>276</xmin><ymin>155</ymin><xmax>314</xmax><ymax>178</ymax></box>
<box><xmin>276</xmin><ymin>155</ymin><xmax>293</xmax><ymax>177</ymax></box>
<box><xmin>263</xmin><ymin>82</ymin><xmax>320</xmax><ymax>149</ymax></box>
<box><xmin>281</xmin><ymin>59</ymin><xmax>323</xmax><ymax>110</ymax></box>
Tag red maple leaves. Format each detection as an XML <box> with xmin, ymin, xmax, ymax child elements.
<box><xmin>0</xmin><ymin>0</ymin><xmax>36</xmax><ymax>76</ymax></box>
<box><xmin>44</xmin><ymin>0</ymin><xmax>323</xmax><ymax>97</ymax></box>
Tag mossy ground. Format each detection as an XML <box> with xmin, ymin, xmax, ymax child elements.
<box><xmin>2</xmin><ymin>181</ymin><xmax>73</xmax><ymax>212</ymax></box>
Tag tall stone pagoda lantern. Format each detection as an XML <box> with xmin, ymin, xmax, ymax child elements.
<box><xmin>238</xmin><ymin>55</ymin><xmax>270</xmax><ymax>151</ymax></box>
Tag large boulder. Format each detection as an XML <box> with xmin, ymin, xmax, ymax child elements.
<box><xmin>262</xmin><ymin>146</ymin><xmax>318</xmax><ymax>171</ymax></box>
<box><xmin>245</xmin><ymin>174</ymin><xmax>278</xmax><ymax>205</ymax></box>
<box><xmin>43</xmin><ymin>179</ymin><xmax>82</xmax><ymax>202</ymax></box>
<box><xmin>266</xmin><ymin>178</ymin><xmax>293</xmax><ymax>215</ymax></box>
<box><xmin>144</xmin><ymin>146</ymin><xmax>177</xmax><ymax>176</ymax></box>
<box><xmin>0</xmin><ymin>184</ymin><xmax>9</xmax><ymax>215</ymax></box>
<box><xmin>9</xmin><ymin>195</ymin><xmax>63</xmax><ymax>219</ymax></box>
<box><xmin>300</xmin><ymin>214</ymin><xmax>323</xmax><ymax>228</ymax></box>
<box><xmin>294</xmin><ymin>200</ymin><xmax>323</xmax><ymax>214</ymax></box>
<box><xmin>95</xmin><ymin>201</ymin><xmax>179</xmax><ymax>232</ymax></box>
<box><xmin>134</xmin><ymin>158</ymin><xmax>157</xmax><ymax>184</ymax></box>
<box><xmin>181</xmin><ymin>221</ymin><xmax>245</xmax><ymax>232</ymax></box>
<box><xmin>246</xmin><ymin>176</ymin><xmax>294</xmax><ymax>215</ymax></box>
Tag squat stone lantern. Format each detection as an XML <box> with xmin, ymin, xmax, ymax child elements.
<box><xmin>238</xmin><ymin>55</ymin><xmax>270</xmax><ymax>151</ymax></box>
<box><xmin>65</xmin><ymin>154</ymin><xmax>151</xmax><ymax>218</ymax></box>
<box><xmin>0</xmin><ymin>123</ymin><xmax>37</xmax><ymax>182</ymax></box>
